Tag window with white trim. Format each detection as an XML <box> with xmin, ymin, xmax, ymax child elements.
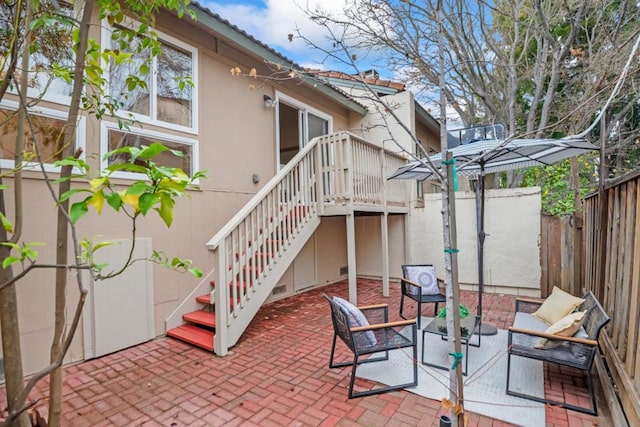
<box><xmin>101</xmin><ymin>122</ymin><xmax>197</xmax><ymax>179</ymax></box>
<box><xmin>0</xmin><ymin>1</ymin><xmax>75</xmax><ymax>104</ymax></box>
<box><xmin>0</xmin><ymin>100</ymin><xmax>85</xmax><ymax>172</ymax></box>
<box><xmin>104</xmin><ymin>23</ymin><xmax>198</xmax><ymax>133</ymax></box>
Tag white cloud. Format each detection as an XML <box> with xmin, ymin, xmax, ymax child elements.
<box><xmin>201</xmin><ymin>0</ymin><xmax>348</xmax><ymax>65</ymax></box>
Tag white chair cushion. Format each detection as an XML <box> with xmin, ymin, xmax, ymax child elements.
<box><xmin>333</xmin><ymin>296</ymin><xmax>377</xmax><ymax>346</ymax></box>
<box><xmin>404</xmin><ymin>265</ymin><xmax>440</xmax><ymax>295</ymax></box>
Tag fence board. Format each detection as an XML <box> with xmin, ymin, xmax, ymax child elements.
<box><xmin>541</xmin><ymin>215</ymin><xmax>561</xmax><ymax>296</ymax></box>
<box><xmin>605</xmin><ymin>188</ymin><xmax>617</xmax><ymax>323</ymax></box>
<box><xmin>584</xmin><ymin>170</ymin><xmax>640</xmax><ymax>424</ymax></box>
<box><xmin>617</xmin><ymin>181</ymin><xmax>635</xmax><ymax>359</ymax></box>
<box><xmin>540</xmin><ymin>216</ymin><xmax>550</xmax><ymax>297</ymax></box>
<box><xmin>611</xmin><ymin>185</ymin><xmax>624</xmax><ymax>350</ymax></box>
<box><xmin>574</xmin><ymin>216</ymin><xmax>583</xmax><ymax>295</ymax></box>
<box><xmin>626</xmin><ymin>182</ymin><xmax>640</xmax><ymax>378</ymax></box>
<box><xmin>540</xmin><ymin>214</ymin><xmax>582</xmax><ymax>297</ymax></box>
<box><xmin>561</xmin><ymin>216</ymin><xmax>573</xmax><ymax>294</ymax></box>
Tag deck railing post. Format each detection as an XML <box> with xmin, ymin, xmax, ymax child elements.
<box><xmin>380</xmin><ymin>147</ymin><xmax>388</xmax><ymax>208</ymax></box>
<box><xmin>314</xmin><ymin>141</ymin><xmax>325</xmax><ymax>216</ymax></box>
<box><xmin>345</xmin><ymin>133</ymin><xmax>354</xmax><ymax>202</ymax></box>
<box><xmin>213</xmin><ymin>240</ymin><xmax>228</xmax><ymax>356</ymax></box>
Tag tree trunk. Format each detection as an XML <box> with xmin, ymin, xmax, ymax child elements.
<box><xmin>0</xmin><ymin>1</ymin><xmax>32</xmax><ymax>423</ymax></box>
<box><xmin>0</xmin><ymin>253</ymin><xmax>30</xmax><ymax>427</ymax></box>
<box><xmin>437</xmin><ymin>3</ymin><xmax>464</xmax><ymax>425</ymax></box>
<box><xmin>48</xmin><ymin>2</ymin><xmax>94</xmax><ymax>424</ymax></box>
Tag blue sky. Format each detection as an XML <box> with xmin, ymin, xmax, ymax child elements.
<box><xmin>200</xmin><ymin>0</ymin><xmax>364</xmax><ymax>71</ymax></box>
<box><xmin>200</xmin><ymin>1</ymin><xmax>461</xmax><ymax>124</ymax></box>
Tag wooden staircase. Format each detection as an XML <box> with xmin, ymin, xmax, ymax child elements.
<box><xmin>166</xmin><ymin>205</ymin><xmax>312</xmax><ymax>352</ymax></box>
<box><xmin>165</xmin><ymin>281</ymin><xmax>218</xmax><ymax>351</ymax></box>
<box><xmin>165</xmin><ymin>132</ymin><xmax>412</xmax><ymax>355</ymax></box>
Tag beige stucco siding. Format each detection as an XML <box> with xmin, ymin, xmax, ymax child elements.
<box><xmin>355</xmin><ymin>216</ymin><xmax>405</xmax><ymax>278</ymax></box>
<box><xmin>2</xmin><ymin>9</ymin><xmax>365</xmax><ymax>375</ymax></box>
<box><xmin>413</xmin><ymin>187</ymin><xmax>542</xmax><ymax>296</ymax></box>
<box><xmin>5</xmin><ymin>179</ymin><xmax>85</xmax><ymax>373</ymax></box>
<box><xmin>313</xmin><ymin>217</ymin><xmax>349</xmax><ymax>284</ymax></box>
<box><xmin>415</xmin><ymin>118</ymin><xmax>439</xmax><ymax>154</ymax></box>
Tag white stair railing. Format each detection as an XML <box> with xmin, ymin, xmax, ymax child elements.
<box><xmin>317</xmin><ymin>132</ymin><xmax>412</xmax><ymax>209</ymax></box>
<box><xmin>168</xmin><ymin>132</ymin><xmax>412</xmax><ymax>356</ymax></box>
<box><xmin>206</xmin><ymin>140</ymin><xmax>321</xmax><ymax>355</ymax></box>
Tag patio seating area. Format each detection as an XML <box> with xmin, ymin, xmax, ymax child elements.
<box><xmin>1</xmin><ymin>278</ymin><xmax>609</xmax><ymax>426</ymax></box>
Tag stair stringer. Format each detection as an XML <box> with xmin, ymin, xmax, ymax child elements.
<box><xmin>217</xmin><ymin>215</ymin><xmax>320</xmax><ymax>355</ymax></box>
<box><xmin>165</xmin><ymin>268</ymin><xmax>215</xmax><ymax>332</ymax></box>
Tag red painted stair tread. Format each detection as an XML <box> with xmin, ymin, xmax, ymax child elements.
<box><xmin>183</xmin><ymin>310</ymin><xmax>215</xmax><ymax>328</ymax></box>
<box><xmin>166</xmin><ymin>324</ymin><xmax>214</xmax><ymax>352</ymax></box>
<box><xmin>196</xmin><ymin>294</ymin><xmax>211</xmax><ymax>304</ymax></box>
<box><xmin>196</xmin><ymin>294</ymin><xmax>236</xmax><ymax>307</ymax></box>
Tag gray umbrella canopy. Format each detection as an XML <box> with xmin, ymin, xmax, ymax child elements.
<box><xmin>388</xmin><ymin>137</ymin><xmax>597</xmax><ymax>181</ymax></box>
<box><xmin>389</xmin><ymin>136</ymin><xmax>598</xmax><ymax>335</ymax></box>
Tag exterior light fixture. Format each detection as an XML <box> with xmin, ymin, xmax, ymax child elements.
<box><xmin>263</xmin><ymin>94</ymin><xmax>276</xmax><ymax>108</ymax></box>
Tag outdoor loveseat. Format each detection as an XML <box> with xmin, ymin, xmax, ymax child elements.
<box><xmin>506</xmin><ymin>287</ymin><xmax>610</xmax><ymax>415</ymax></box>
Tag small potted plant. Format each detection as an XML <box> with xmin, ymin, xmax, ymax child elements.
<box><xmin>436</xmin><ymin>304</ymin><xmax>470</xmax><ymax>336</ymax></box>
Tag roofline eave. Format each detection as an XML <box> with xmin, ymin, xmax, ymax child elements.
<box><xmin>415</xmin><ymin>102</ymin><xmax>440</xmax><ymax>134</ymax></box>
<box><xmin>189</xmin><ymin>4</ymin><xmax>368</xmax><ymax>116</ymax></box>
<box><xmin>299</xmin><ymin>75</ymin><xmax>368</xmax><ymax>115</ymax></box>
<box><xmin>320</xmin><ymin>76</ymin><xmax>400</xmax><ymax>96</ymax></box>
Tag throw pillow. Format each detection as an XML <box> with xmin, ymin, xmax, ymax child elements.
<box><xmin>533</xmin><ymin>286</ymin><xmax>584</xmax><ymax>325</ymax></box>
<box><xmin>534</xmin><ymin>310</ymin><xmax>586</xmax><ymax>349</ymax></box>
<box><xmin>332</xmin><ymin>296</ymin><xmax>377</xmax><ymax>347</ymax></box>
<box><xmin>404</xmin><ymin>265</ymin><xmax>440</xmax><ymax>295</ymax></box>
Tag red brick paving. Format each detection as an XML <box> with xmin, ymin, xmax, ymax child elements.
<box><xmin>1</xmin><ymin>279</ymin><xmax>607</xmax><ymax>426</ymax></box>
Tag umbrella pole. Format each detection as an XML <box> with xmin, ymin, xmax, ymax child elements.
<box><xmin>475</xmin><ymin>166</ymin><xmax>498</xmax><ymax>335</ymax></box>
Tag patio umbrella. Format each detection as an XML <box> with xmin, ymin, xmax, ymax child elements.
<box><xmin>389</xmin><ymin>137</ymin><xmax>598</xmax><ymax>334</ymax></box>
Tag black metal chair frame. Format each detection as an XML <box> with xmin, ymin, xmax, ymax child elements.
<box><xmin>506</xmin><ymin>291</ymin><xmax>610</xmax><ymax>415</ymax></box>
<box><xmin>399</xmin><ymin>264</ymin><xmax>446</xmax><ymax>329</ymax></box>
<box><xmin>323</xmin><ymin>294</ymin><xmax>418</xmax><ymax>398</ymax></box>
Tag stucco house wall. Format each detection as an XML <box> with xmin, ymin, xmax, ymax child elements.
<box><xmin>339</xmin><ymin>88</ymin><xmax>440</xmax><ymax>157</ymax></box>
<box><xmin>0</xmin><ymin>6</ymin><xmax>364</xmax><ymax>374</ymax></box>
<box><xmin>410</xmin><ymin>187</ymin><xmax>542</xmax><ymax>297</ymax></box>
<box><xmin>355</xmin><ymin>215</ymin><xmax>406</xmax><ymax>279</ymax></box>
<box><xmin>0</xmin><ymin>2</ymin><xmax>542</xmax><ymax>376</ymax></box>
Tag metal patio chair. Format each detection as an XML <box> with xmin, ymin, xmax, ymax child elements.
<box><xmin>400</xmin><ymin>264</ymin><xmax>446</xmax><ymax>329</ymax></box>
<box><xmin>323</xmin><ymin>294</ymin><xmax>418</xmax><ymax>398</ymax></box>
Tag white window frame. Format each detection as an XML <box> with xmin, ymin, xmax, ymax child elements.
<box><xmin>274</xmin><ymin>92</ymin><xmax>333</xmax><ymax>170</ymax></box>
<box><xmin>0</xmin><ymin>99</ymin><xmax>86</xmax><ymax>173</ymax></box>
<box><xmin>23</xmin><ymin>70</ymin><xmax>74</xmax><ymax>106</ymax></box>
<box><xmin>101</xmin><ymin>20</ymin><xmax>199</xmax><ymax>135</ymax></box>
<box><xmin>100</xmin><ymin>121</ymin><xmax>199</xmax><ymax>182</ymax></box>
<box><xmin>3</xmin><ymin>1</ymin><xmax>77</xmax><ymax>106</ymax></box>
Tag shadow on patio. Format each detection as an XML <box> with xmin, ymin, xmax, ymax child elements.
<box><xmin>3</xmin><ymin>278</ymin><xmax>611</xmax><ymax>426</ymax></box>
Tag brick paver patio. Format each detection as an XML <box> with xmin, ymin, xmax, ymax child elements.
<box><xmin>1</xmin><ymin>279</ymin><xmax>608</xmax><ymax>426</ymax></box>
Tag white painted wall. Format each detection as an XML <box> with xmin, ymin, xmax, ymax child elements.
<box><xmin>355</xmin><ymin>215</ymin><xmax>405</xmax><ymax>279</ymax></box>
<box><xmin>409</xmin><ymin>187</ymin><xmax>542</xmax><ymax>297</ymax></box>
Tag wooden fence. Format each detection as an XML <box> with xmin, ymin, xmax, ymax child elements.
<box><xmin>583</xmin><ymin>170</ymin><xmax>640</xmax><ymax>425</ymax></box>
<box><xmin>540</xmin><ymin>214</ymin><xmax>583</xmax><ymax>298</ymax></box>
